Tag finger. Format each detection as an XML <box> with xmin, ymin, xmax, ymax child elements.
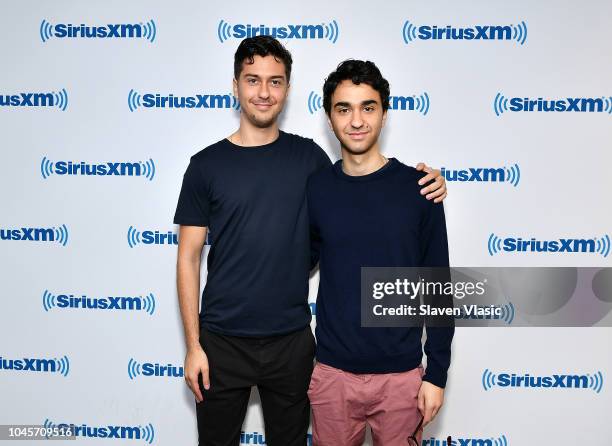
<box><xmin>424</xmin><ymin>175</ymin><xmax>446</xmax><ymax>195</ymax></box>
<box><xmin>420</xmin><ymin>181</ymin><xmax>444</xmax><ymax>196</ymax></box>
<box><xmin>415</xmin><ymin>162</ymin><xmax>425</xmax><ymax>171</ymax></box>
<box><xmin>417</xmin><ymin>163</ymin><xmax>433</xmax><ymax>173</ymax></box>
<box><xmin>426</xmin><ymin>185</ymin><xmax>447</xmax><ymax>201</ymax></box>
<box><xmin>417</xmin><ymin>389</ymin><xmax>426</xmax><ymax>415</ymax></box>
<box><xmin>431</xmin><ymin>405</ymin><xmax>440</xmax><ymax>421</ymax></box>
<box><xmin>188</xmin><ymin>375</ymin><xmax>203</xmax><ymax>402</ymax></box>
<box><xmin>201</xmin><ymin>365</ymin><xmax>210</xmax><ymax>390</ymax></box>
<box><xmin>418</xmin><ymin>173</ymin><xmax>437</xmax><ymax>187</ymax></box>
<box><xmin>433</xmin><ymin>191</ymin><xmax>448</xmax><ymax>204</ymax></box>
<box><xmin>423</xmin><ymin>405</ymin><xmax>435</xmax><ymax>426</ymax></box>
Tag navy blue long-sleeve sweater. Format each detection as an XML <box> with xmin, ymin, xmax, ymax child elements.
<box><xmin>307</xmin><ymin>157</ymin><xmax>454</xmax><ymax>388</ymax></box>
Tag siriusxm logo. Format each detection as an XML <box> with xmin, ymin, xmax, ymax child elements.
<box><xmin>128</xmin><ymin>358</ymin><xmax>183</xmax><ymax>379</ymax></box>
<box><xmin>402</xmin><ymin>20</ymin><xmax>527</xmax><ymax>45</ymax></box>
<box><xmin>41</xmin><ymin>157</ymin><xmax>155</xmax><ymax>181</ymax></box>
<box><xmin>40</xmin><ymin>20</ymin><xmax>156</xmax><ymax>43</ymax></box>
<box><xmin>218</xmin><ymin>20</ymin><xmax>339</xmax><ymax>43</ymax></box>
<box><xmin>127</xmin><ymin>226</ymin><xmax>211</xmax><ymax>248</ymax></box>
<box><xmin>240</xmin><ymin>431</ymin><xmax>266</xmax><ymax>445</ymax></box>
<box><xmin>42</xmin><ymin>290</ymin><xmax>156</xmax><ymax>315</ymax></box>
<box><xmin>424</xmin><ymin>434</ymin><xmax>508</xmax><ymax>446</ymax></box>
<box><xmin>494</xmin><ymin>93</ymin><xmax>612</xmax><ymax>116</ymax></box>
<box><xmin>43</xmin><ymin>419</ymin><xmax>155</xmax><ymax>443</ymax></box>
<box><xmin>488</xmin><ymin>233</ymin><xmax>611</xmax><ymax>257</ymax></box>
<box><xmin>0</xmin><ymin>89</ymin><xmax>68</xmax><ymax>111</ymax></box>
<box><xmin>482</xmin><ymin>369</ymin><xmax>604</xmax><ymax>393</ymax></box>
<box><xmin>307</xmin><ymin>91</ymin><xmax>430</xmax><ymax>115</ymax></box>
<box><xmin>240</xmin><ymin>431</ymin><xmax>313</xmax><ymax>445</ymax></box>
<box><xmin>441</xmin><ymin>164</ymin><xmax>520</xmax><ymax>187</ymax></box>
<box><xmin>128</xmin><ymin>89</ymin><xmax>239</xmax><ymax>112</ymax></box>
<box><xmin>0</xmin><ymin>355</ymin><xmax>69</xmax><ymax>376</ymax></box>
<box><xmin>1</xmin><ymin>225</ymin><xmax>68</xmax><ymax>246</ymax></box>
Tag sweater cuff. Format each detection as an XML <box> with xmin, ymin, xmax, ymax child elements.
<box><xmin>422</xmin><ymin>368</ymin><xmax>448</xmax><ymax>388</ymax></box>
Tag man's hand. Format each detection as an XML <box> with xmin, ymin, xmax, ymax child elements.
<box><xmin>184</xmin><ymin>345</ymin><xmax>210</xmax><ymax>403</ymax></box>
<box><xmin>417</xmin><ymin>380</ymin><xmax>444</xmax><ymax>426</ymax></box>
<box><xmin>415</xmin><ymin>163</ymin><xmax>447</xmax><ymax>203</ymax></box>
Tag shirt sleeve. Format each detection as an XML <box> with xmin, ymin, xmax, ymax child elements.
<box><xmin>419</xmin><ymin>196</ymin><xmax>454</xmax><ymax>388</ymax></box>
<box><xmin>173</xmin><ymin>157</ymin><xmax>211</xmax><ymax>227</ymax></box>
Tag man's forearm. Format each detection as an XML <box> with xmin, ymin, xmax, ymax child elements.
<box><xmin>177</xmin><ymin>257</ymin><xmax>202</xmax><ymax>350</ymax></box>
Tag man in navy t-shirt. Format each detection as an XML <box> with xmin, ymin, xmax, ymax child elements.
<box><xmin>306</xmin><ymin>60</ymin><xmax>454</xmax><ymax>446</ymax></box>
<box><xmin>174</xmin><ymin>37</ymin><xmax>449</xmax><ymax>446</ymax></box>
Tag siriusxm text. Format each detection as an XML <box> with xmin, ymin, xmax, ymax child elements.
<box><xmin>230</xmin><ymin>24</ymin><xmax>324</xmax><ymax>39</ymax></box>
<box><xmin>51</xmin><ymin>24</ymin><xmax>145</xmax><ymax>39</ymax></box>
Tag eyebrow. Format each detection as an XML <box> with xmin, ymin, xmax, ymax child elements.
<box><xmin>334</xmin><ymin>99</ymin><xmax>378</xmax><ymax>108</ymax></box>
<box><xmin>243</xmin><ymin>73</ymin><xmax>286</xmax><ymax>80</ymax></box>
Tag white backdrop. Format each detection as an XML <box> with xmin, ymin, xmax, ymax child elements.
<box><xmin>1</xmin><ymin>0</ymin><xmax>611</xmax><ymax>444</ymax></box>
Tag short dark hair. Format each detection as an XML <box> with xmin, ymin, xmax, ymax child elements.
<box><xmin>233</xmin><ymin>36</ymin><xmax>293</xmax><ymax>82</ymax></box>
<box><xmin>323</xmin><ymin>60</ymin><xmax>390</xmax><ymax>115</ymax></box>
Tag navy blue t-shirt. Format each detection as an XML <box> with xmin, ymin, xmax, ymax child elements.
<box><xmin>173</xmin><ymin>131</ymin><xmax>331</xmax><ymax>337</ymax></box>
<box><xmin>307</xmin><ymin>158</ymin><xmax>454</xmax><ymax>387</ymax></box>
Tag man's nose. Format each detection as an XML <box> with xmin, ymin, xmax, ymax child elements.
<box><xmin>258</xmin><ymin>83</ymin><xmax>270</xmax><ymax>99</ymax></box>
<box><xmin>351</xmin><ymin>109</ymin><xmax>364</xmax><ymax>128</ymax></box>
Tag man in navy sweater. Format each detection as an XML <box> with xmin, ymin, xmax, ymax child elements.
<box><xmin>307</xmin><ymin>60</ymin><xmax>454</xmax><ymax>446</ymax></box>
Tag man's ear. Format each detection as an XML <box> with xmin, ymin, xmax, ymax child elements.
<box><xmin>382</xmin><ymin>110</ymin><xmax>388</xmax><ymax>127</ymax></box>
<box><xmin>327</xmin><ymin>115</ymin><xmax>333</xmax><ymax>131</ymax></box>
<box><xmin>232</xmin><ymin>78</ymin><xmax>238</xmax><ymax>98</ymax></box>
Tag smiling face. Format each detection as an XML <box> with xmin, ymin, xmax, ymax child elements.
<box><xmin>327</xmin><ymin>80</ymin><xmax>387</xmax><ymax>155</ymax></box>
<box><xmin>233</xmin><ymin>55</ymin><xmax>289</xmax><ymax>129</ymax></box>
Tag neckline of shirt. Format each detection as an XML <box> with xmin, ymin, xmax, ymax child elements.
<box><xmin>333</xmin><ymin>157</ymin><xmax>398</xmax><ymax>182</ymax></box>
<box><xmin>223</xmin><ymin>130</ymin><xmax>285</xmax><ymax>152</ymax></box>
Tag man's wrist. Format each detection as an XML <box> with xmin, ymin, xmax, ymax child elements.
<box><xmin>186</xmin><ymin>339</ymin><xmax>202</xmax><ymax>352</ymax></box>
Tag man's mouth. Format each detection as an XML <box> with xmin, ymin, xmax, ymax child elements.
<box><xmin>347</xmin><ymin>131</ymin><xmax>369</xmax><ymax>140</ymax></box>
<box><xmin>253</xmin><ymin>102</ymin><xmax>273</xmax><ymax>110</ymax></box>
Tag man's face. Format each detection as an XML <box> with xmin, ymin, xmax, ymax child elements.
<box><xmin>233</xmin><ymin>55</ymin><xmax>289</xmax><ymax>128</ymax></box>
<box><xmin>328</xmin><ymin>80</ymin><xmax>387</xmax><ymax>155</ymax></box>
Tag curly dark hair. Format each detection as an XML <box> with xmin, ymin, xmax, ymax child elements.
<box><xmin>323</xmin><ymin>60</ymin><xmax>390</xmax><ymax>115</ymax></box>
<box><xmin>233</xmin><ymin>36</ymin><xmax>293</xmax><ymax>82</ymax></box>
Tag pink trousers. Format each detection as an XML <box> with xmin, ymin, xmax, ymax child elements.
<box><xmin>308</xmin><ymin>362</ymin><xmax>424</xmax><ymax>446</ymax></box>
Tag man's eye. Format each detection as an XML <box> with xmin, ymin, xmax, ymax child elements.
<box><xmin>338</xmin><ymin>108</ymin><xmax>349</xmax><ymax>113</ymax></box>
<box><xmin>271</xmin><ymin>80</ymin><xmax>282</xmax><ymax>86</ymax></box>
<box><xmin>364</xmin><ymin>106</ymin><xmax>374</xmax><ymax>112</ymax></box>
<box><xmin>247</xmin><ymin>78</ymin><xmax>258</xmax><ymax>85</ymax></box>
